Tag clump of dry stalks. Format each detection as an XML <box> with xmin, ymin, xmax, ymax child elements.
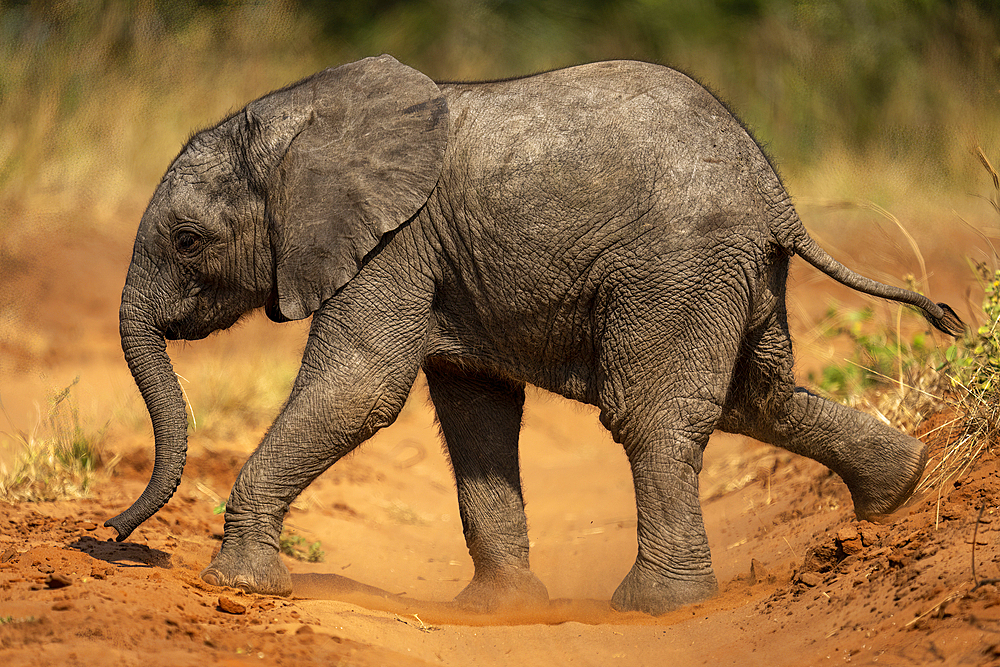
<box><xmin>870</xmin><ymin>349</ymin><xmax>996</xmax><ymax>495</ymax></box>
<box><xmin>0</xmin><ymin>378</ymin><xmax>110</xmax><ymax>502</ymax></box>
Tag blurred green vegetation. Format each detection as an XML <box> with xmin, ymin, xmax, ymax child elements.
<box><xmin>1</xmin><ymin>0</ymin><xmax>998</xmax><ymax>237</ymax></box>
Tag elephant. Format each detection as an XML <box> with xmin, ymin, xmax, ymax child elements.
<box><xmin>106</xmin><ymin>55</ymin><xmax>962</xmax><ymax>615</ymax></box>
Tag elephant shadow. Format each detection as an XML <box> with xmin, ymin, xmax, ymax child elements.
<box><xmin>64</xmin><ymin>537</ymin><xmax>637</xmax><ymax>624</ymax></box>
<box><xmin>70</xmin><ymin>534</ymin><xmax>172</xmax><ymax>568</ymax></box>
<box><xmin>290</xmin><ymin>572</ymin><xmax>429</xmax><ymax>612</ymax></box>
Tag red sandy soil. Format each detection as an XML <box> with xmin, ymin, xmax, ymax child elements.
<box><xmin>2</xmin><ymin>223</ymin><xmax>999</xmax><ymax>666</ymax></box>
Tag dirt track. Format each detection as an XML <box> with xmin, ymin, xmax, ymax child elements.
<box><xmin>3</xmin><ymin>227</ymin><xmax>1000</xmax><ymax>665</ymax></box>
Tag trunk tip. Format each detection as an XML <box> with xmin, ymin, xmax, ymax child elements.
<box><xmin>104</xmin><ymin>515</ymin><xmax>135</xmax><ymax>542</ymax></box>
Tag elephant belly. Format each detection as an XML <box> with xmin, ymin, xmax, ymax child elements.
<box><xmin>425</xmin><ymin>279</ymin><xmax>603</xmax><ymax>404</ymax></box>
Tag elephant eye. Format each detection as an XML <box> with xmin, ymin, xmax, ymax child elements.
<box><xmin>174</xmin><ymin>230</ymin><xmax>202</xmax><ymax>255</ymax></box>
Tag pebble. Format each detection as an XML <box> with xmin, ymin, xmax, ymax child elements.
<box><xmin>217</xmin><ymin>595</ymin><xmax>247</xmax><ymax>614</ymax></box>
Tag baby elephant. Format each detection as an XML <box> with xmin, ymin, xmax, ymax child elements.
<box><xmin>106</xmin><ymin>55</ymin><xmax>961</xmax><ymax>615</ymax></box>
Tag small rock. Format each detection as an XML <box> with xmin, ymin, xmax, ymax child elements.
<box><xmin>749</xmin><ymin>559</ymin><xmax>771</xmax><ymax>584</ymax></box>
<box><xmin>802</xmin><ymin>542</ymin><xmax>839</xmax><ymax>573</ymax></box>
<box><xmin>840</xmin><ymin>539</ymin><xmax>864</xmax><ymax>556</ymax></box>
<box><xmin>837</xmin><ymin>525</ymin><xmax>859</xmax><ymax>543</ymax></box>
<box><xmin>46</xmin><ymin>573</ymin><xmax>73</xmax><ymax>589</ymax></box>
<box><xmin>797</xmin><ymin>572</ymin><xmax>824</xmax><ymax>587</ymax></box>
<box><xmin>859</xmin><ymin>523</ymin><xmax>879</xmax><ymax>547</ymax></box>
<box><xmin>218</xmin><ymin>595</ymin><xmax>247</xmax><ymax>615</ymax></box>
<box><xmin>837</xmin><ymin>525</ymin><xmax>864</xmax><ymax>556</ymax></box>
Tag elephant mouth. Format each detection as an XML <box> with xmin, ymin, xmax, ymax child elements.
<box><xmin>164</xmin><ymin>303</ymin><xmax>254</xmax><ymax>340</ymax></box>
<box><xmin>163</xmin><ymin>321</ymin><xmax>212</xmax><ymax>342</ymax></box>
<box><xmin>265</xmin><ymin>289</ymin><xmax>290</xmax><ymax>323</ymax></box>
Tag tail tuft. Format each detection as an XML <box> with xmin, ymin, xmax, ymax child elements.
<box><xmin>926</xmin><ymin>302</ymin><xmax>965</xmax><ymax>337</ymax></box>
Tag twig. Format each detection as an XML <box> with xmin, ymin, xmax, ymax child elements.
<box><xmin>905</xmin><ymin>591</ymin><xmax>964</xmax><ymax>628</ymax></box>
<box><xmin>176</xmin><ymin>373</ymin><xmax>196</xmax><ymax>429</ymax></box>
<box><xmin>840</xmin><ymin>360</ymin><xmax>948</xmax><ymax>402</ymax></box>
<box><xmin>193</xmin><ymin>480</ymin><xmax>223</xmax><ymax>504</ymax></box>
<box><xmin>896</xmin><ymin>305</ymin><xmax>905</xmax><ymax>397</ymax></box>
<box><xmin>863</xmin><ymin>201</ymin><xmax>928</xmax><ymax>295</ymax></box>
<box><xmin>953</xmin><ymin>212</ymin><xmax>999</xmax><ymax>270</ymax></box>
<box><xmin>976</xmin><ymin>146</ymin><xmax>1000</xmax><ymax>215</ymax></box>
<box><xmin>396</xmin><ymin>613</ymin><xmax>437</xmax><ymax>633</ymax></box>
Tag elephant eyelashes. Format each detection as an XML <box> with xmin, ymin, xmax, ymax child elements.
<box><xmin>173</xmin><ymin>230</ymin><xmax>202</xmax><ymax>255</ymax></box>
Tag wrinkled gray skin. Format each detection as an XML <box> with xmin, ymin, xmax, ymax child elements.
<box><xmin>107</xmin><ymin>56</ymin><xmax>962</xmax><ymax>615</ymax></box>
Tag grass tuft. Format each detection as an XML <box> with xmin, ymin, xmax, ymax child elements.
<box><xmin>0</xmin><ymin>378</ymin><xmax>111</xmax><ymax>502</ymax></box>
<box><xmin>211</xmin><ymin>497</ymin><xmax>325</xmax><ymax>563</ymax></box>
<box><xmin>175</xmin><ymin>348</ymin><xmax>298</xmax><ymax>444</ymax></box>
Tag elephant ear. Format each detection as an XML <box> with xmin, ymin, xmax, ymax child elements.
<box><xmin>250</xmin><ymin>55</ymin><xmax>449</xmax><ymax>321</ymax></box>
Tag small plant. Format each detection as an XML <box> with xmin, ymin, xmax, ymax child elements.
<box><xmin>0</xmin><ymin>378</ymin><xmax>107</xmax><ymax>502</ymax></box>
<box><xmin>809</xmin><ymin>304</ymin><xmax>934</xmax><ymax>402</ymax></box>
<box><xmin>947</xmin><ymin>149</ymin><xmax>1000</xmax><ymax>397</ymax></box>
<box><xmin>943</xmin><ymin>263</ymin><xmax>1000</xmax><ymax>394</ymax></box>
<box><xmin>278</xmin><ymin>529</ymin><xmax>325</xmax><ymax>563</ymax></box>
<box><xmin>210</xmin><ymin>503</ymin><xmax>324</xmax><ymax>562</ymax></box>
<box><xmin>0</xmin><ymin>615</ymin><xmax>38</xmax><ymax>625</ymax></box>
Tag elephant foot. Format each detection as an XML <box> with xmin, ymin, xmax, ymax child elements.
<box><xmin>200</xmin><ymin>545</ymin><xmax>292</xmax><ymax>596</ymax></box>
<box><xmin>453</xmin><ymin>566</ymin><xmax>549</xmax><ymax>613</ymax></box>
<box><xmin>611</xmin><ymin>563</ymin><xmax>717</xmax><ymax>616</ymax></box>
<box><xmin>850</xmin><ymin>436</ymin><xmax>928</xmax><ymax>521</ymax></box>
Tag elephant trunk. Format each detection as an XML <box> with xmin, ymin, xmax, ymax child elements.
<box><xmin>104</xmin><ymin>282</ymin><xmax>189</xmax><ymax>541</ymax></box>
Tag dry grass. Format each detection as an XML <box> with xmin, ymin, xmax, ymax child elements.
<box><xmin>172</xmin><ymin>345</ymin><xmax>300</xmax><ymax>447</ymax></box>
<box><xmin>0</xmin><ymin>379</ymin><xmax>113</xmax><ymax>502</ymax></box>
<box><xmin>3</xmin><ymin>1</ymin><xmax>998</xmax><ymax>246</ymax></box>
<box><xmin>865</xmin><ymin>366</ymin><xmax>995</xmax><ymax>495</ymax></box>
<box><xmin>824</xmin><ymin>150</ymin><xmax>1000</xmax><ymax>495</ymax></box>
<box><xmin>0</xmin><ymin>3</ymin><xmax>327</xmax><ymax>244</ymax></box>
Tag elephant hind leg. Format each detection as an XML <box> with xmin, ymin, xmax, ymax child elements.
<box><xmin>720</xmin><ymin>316</ymin><xmax>927</xmax><ymax>519</ymax></box>
<box><xmin>424</xmin><ymin>359</ymin><xmax>549</xmax><ymax>612</ymax></box>
<box><xmin>601</xmin><ymin>395</ymin><xmax>722</xmax><ymax>615</ymax></box>
<box><xmin>596</xmin><ymin>302</ymin><xmax>736</xmax><ymax>614</ymax></box>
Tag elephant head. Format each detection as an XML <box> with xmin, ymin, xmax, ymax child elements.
<box><xmin>106</xmin><ymin>55</ymin><xmax>450</xmax><ymax>540</ymax></box>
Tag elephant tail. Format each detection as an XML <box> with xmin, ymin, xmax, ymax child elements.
<box><xmin>791</xmin><ymin>232</ymin><xmax>964</xmax><ymax>337</ymax></box>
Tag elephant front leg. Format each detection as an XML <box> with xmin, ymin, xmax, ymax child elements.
<box><xmin>200</xmin><ymin>465</ymin><xmax>292</xmax><ymax>595</ymax></box>
<box><xmin>201</xmin><ymin>359</ymin><xmax>420</xmax><ymax>595</ymax></box>
<box><xmin>424</xmin><ymin>360</ymin><xmax>549</xmax><ymax>612</ymax></box>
